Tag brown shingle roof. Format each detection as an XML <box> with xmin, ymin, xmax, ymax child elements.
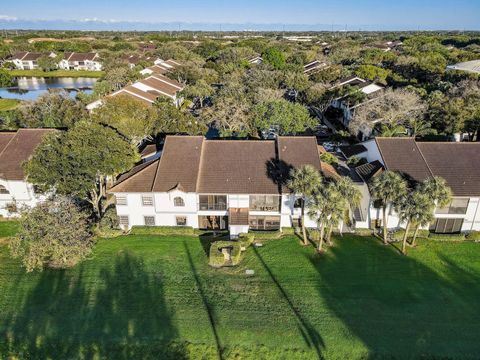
<box><xmin>416</xmin><ymin>142</ymin><xmax>480</xmax><ymax>197</ymax></box>
<box><xmin>22</xmin><ymin>52</ymin><xmax>44</xmax><ymax>61</ymax></box>
<box><xmin>110</xmin><ymin>160</ymin><xmax>159</xmax><ymax>192</ymax></box>
<box><xmin>0</xmin><ymin>129</ymin><xmax>56</xmax><ymax>181</ymax></box>
<box><xmin>111</xmin><ymin>136</ymin><xmax>323</xmax><ymax>195</ymax></box>
<box><xmin>375</xmin><ymin>138</ymin><xmax>432</xmax><ymax>185</ymax></box>
<box><xmin>65</xmin><ymin>52</ymin><xmax>98</xmax><ymax>61</ymax></box>
<box><xmin>375</xmin><ymin>138</ymin><xmax>480</xmax><ymax>196</ymax></box>
<box><xmin>152</xmin><ymin>136</ymin><xmax>204</xmax><ymax>193</ymax></box>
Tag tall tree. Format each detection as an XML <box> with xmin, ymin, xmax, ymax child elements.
<box><xmin>287</xmin><ymin>165</ymin><xmax>322</xmax><ymax>246</ymax></box>
<box><xmin>308</xmin><ymin>183</ymin><xmax>347</xmax><ymax>251</ymax></box>
<box><xmin>9</xmin><ymin>197</ymin><xmax>93</xmax><ymax>272</ymax></box>
<box><xmin>253</xmin><ymin>99</ymin><xmax>316</xmax><ymax>135</ymax></box>
<box><xmin>334</xmin><ymin>176</ymin><xmax>362</xmax><ymax>226</ymax></box>
<box><xmin>396</xmin><ymin>190</ymin><xmax>434</xmax><ymax>255</ymax></box>
<box><xmin>24</xmin><ymin>121</ymin><xmax>138</xmax><ymax>220</ymax></box>
<box><xmin>181</xmin><ymin>79</ymin><xmax>214</xmax><ymax>107</ymax></box>
<box><xmin>15</xmin><ymin>90</ymin><xmax>87</xmax><ymax>128</ymax></box>
<box><xmin>369</xmin><ymin>171</ymin><xmax>407</xmax><ymax>244</ymax></box>
<box><xmin>91</xmin><ymin>95</ymin><xmax>158</xmax><ymax>145</ymax></box>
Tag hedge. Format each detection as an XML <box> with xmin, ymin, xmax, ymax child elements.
<box><xmin>209</xmin><ymin>241</ymin><xmax>242</xmax><ymax>267</ymax></box>
<box><xmin>466</xmin><ymin>231</ymin><xmax>480</xmax><ymax>241</ymax></box>
<box><xmin>250</xmin><ymin>227</ymin><xmax>295</xmax><ymax>240</ymax></box>
<box><xmin>130</xmin><ymin>226</ymin><xmax>195</xmax><ymax>236</ymax></box>
<box><xmin>238</xmin><ymin>233</ymin><xmax>255</xmax><ymax>248</ymax></box>
<box><xmin>428</xmin><ymin>232</ymin><xmax>466</xmax><ymax>241</ymax></box>
<box><xmin>392</xmin><ymin>229</ymin><xmax>430</xmax><ymax>241</ymax></box>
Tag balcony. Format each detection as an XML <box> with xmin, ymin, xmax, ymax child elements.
<box><xmin>249</xmin><ymin>195</ymin><xmax>281</xmax><ymax>212</ymax></box>
<box><xmin>198</xmin><ymin>195</ymin><xmax>227</xmax><ymax>211</ymax></box>
<box><xmin>435</xmin><ymin>198</ymin><xmax>469</xmax><ymax>215</ymax></box>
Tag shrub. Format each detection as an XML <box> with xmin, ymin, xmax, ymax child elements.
<box><xmin>249</xmin><ymin>230</ymin><xmax>282</xmax><ymax>240</ymax></box>
<box><xmin>209</xmin><ymin>241</ymin><xmax>242</xmax><ymax>268</ymax></box>
<box><xmin>355</xmin><ymin>228</ymin><xmax>374</xmax><ymax>236</ymax></box>
<box><xmin>466</xmin><ymin>231</ymin><xmax>480</xmax><ymax>241</ymax></box>
<box><xmin>320</xmin><ymin>152</ymin><xmax>339</xmax><ymax>166</ymax></box>
<box><xmin>428</xmin><ymin>232</ymin><xmax>466</xmax><ymax>241</ymax></box>
<box><xmin>9</xmin><ymin>197</ymin><xmax>93</xmax><ymax>272</ymax></box>
<box><xmin>130</xmin><ymin>226</ymin><xmax>195</xmax><ymax>236</ymax></box>
<box><xmin>238</xmin><ymin>233</ymin><xmax>255</xmax><ymax>248</ymax></box>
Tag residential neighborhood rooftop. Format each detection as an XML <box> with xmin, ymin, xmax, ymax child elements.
<box><xmin>110</xmin><ymin>136</ymin><xmax>328</xmax><ymax>195</ymax></box>
<box><xmin>375</xmin><ymin>137</ymin><xmax>480</xmax><ymax>196</ymax></box>
<box><xmin>0</xmin><ymin>129</ymin><xmax>55</xmax><ymax>181</ymax></box>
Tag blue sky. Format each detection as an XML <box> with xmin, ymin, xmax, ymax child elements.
<box><xmin>1</xmin><ymin>0</ymin><xmax>479</xmax><ymax>30</ymax></box>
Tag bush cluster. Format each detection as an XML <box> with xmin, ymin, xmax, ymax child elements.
<box><xmin>466</xmin><ymin>231</ymin><xmax>480</xmax><ymax>241</ymax></box>
<box><xmin>130</xmin><ymin>226</ymin><xmax>195</xmax><ymax>236</ymax></box>
<box><xmin>428</xmin><ymin>232</ymin><xmax>466</xmax><ymax>241</ymax></box>
<box><xmin>209</xmin><ymin>241</ymin><xmax>242</xmax><ymax>268</ymax></box>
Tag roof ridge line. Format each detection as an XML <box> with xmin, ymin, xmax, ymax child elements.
<box><xmin>195</xmin><ymin>137</ymin><xmax>206</xmax><ymax>192</ymax></box>
<box><xmin>415</xmin><ymin>141</ymin><xmax>435</xmax><ymax>178</ymax></box>
<box><xmin>0</xmin><ymin>131</ymin><xmax>18</xmax><ymax>160</ymax></box>
<box><xmin>151</xmin><ymin>137</ymin><xmax>171</xmax><ymax>192</ymax></box>
<box><xmin>110</xmin><ymin>160</ymin><xmax>159</xmax><ymax>192</ymax></box>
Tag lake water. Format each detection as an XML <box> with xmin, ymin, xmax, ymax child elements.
<box><xmin>0</xmin><ymin>77</ymin><xmax>98</xmax><ymax>101</ymax></box>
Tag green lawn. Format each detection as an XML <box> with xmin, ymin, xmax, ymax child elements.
<box><xmin>1</xmin><ymin>225</ymin><xmax>480</xmax><ymax>359</ymax></box>
<box><xmin>7</xmin><ymin>69</ymin><xmax>104</xmax><ymax>78</ymax></box>
<box><xmin>0</xmin><ymin>99</ymin><xmax>20</xmax><ymax>111</ymax></box>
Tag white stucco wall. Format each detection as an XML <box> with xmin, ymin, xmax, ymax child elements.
<box><xmin>0</xmin><ymin>179</ymin><xmax>45</xmax><ymax>218</ymax></box>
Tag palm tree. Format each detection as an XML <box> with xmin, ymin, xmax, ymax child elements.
<box><xmin>308</xmin><ymin>191</ymin><xmax>330</xmax><ymax>252</ymax></box>
<box><xmin>410</xmin><ymin>208</ymin><xmax>435</xmax><ymax>247</ymax></box>
<box><xmin>369</xmin><ymin>171</ymin><xmax>407</xmax><ymax>245</ymax></box>
<box><xmin>419</xmin><ymin>176</ymin><xmax>452</xmax><ymax>209</ymax></box>
<box><xmin>334</xmin><ymin>176</ymin><xmax>362</xmax><ymax>228</ymax></box>
<box><xmin>308</xmin><ymin>183</ymin><xmax>347</xmax><ymax>251</ymax></box>
<box><xmin>377</xmin><ymin>122</ymin><xmax>406</xmax><ymax>137</ymax></box>
<box><xmin>396</xmin><ymin>190</ymin><xmax>435</xmax><ymax>255</ymax></box>
<box><xmin>287</xmin><ymin>165</ymin><xmax>322</xmax><ymax>245</ymax></box>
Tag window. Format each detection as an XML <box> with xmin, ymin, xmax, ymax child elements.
<box><xmin>142</xmin><ymin>195</ymin><xmax>154</xmax><ymax>206</ymax></box>
<box><xmin>249</xmin><ymin>195</ymin><xmax>280</xmax><ymax>212</ymax></box>
<box><xmin>0</xmin><ymin>185</ymin><xmax>9</xmax><ymax>194</ymax></box>
<box><xmin>198</xmin><ymin>215</ymin><xmax>228</xmax><ymax>230</ymax></box>
<box><xmin>116</xmin><ymin>195</ymin><xmax>127</xmax><ymax>205</ymax></box>
<box><xmin>199</xmin><ymin>195</ymin><xmax>227</xmax><ymax>210</ymax></box>
<box><xmin>119</xmin><ymin>215</ymin><xmax>129</xmax><ymax>227</ymax></box>
<box><xmin>249</xmin><ymin>215</ymin><xmax>281</xmax><ymax>230</ymax></box>
<box><xmin>176</xmin><ymin>216</ymin><xmax>187</xmax><ymax>226</ymax></box>
<box><xmin>431</xmin><ymin>218</ymin><xmax>464</xmax><ymax>233</ymax></box>
<box><xmin>144</xmin><ymin>216</ymin><xmax>156</xmax><ymax>226</ymax></box>
<box><xmin>174</xmin><ymin>197</ymin><xmax>185</xmax><ymax>207</ymax></box>
<box><xmin>436</xmin><ymin>198</ymin><xmax>469</xmax><ymax>215</ymax></box>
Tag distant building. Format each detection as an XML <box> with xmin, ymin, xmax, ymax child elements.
<box><xmin>140</xmin><ymin>59</ymin><xmax>181</xmax><ymax>76</ymax></box>
<box><xmin>8</xmin><ymin>51</ymin><xmax>56</xmax><ymax>70</ymax></box>
<box><xmin>446</xmin><ymin>60</ymin><xmax>480</xmax><ymax>74</ymax></box>
<box><xmin>58</xmin><ymin>52</ymin><xmax>102</xmax><ymax>71</ymax></box>
<box><xmin>0</xmin><ymin>129</ymin><xmax>55</xmax><ymax>218</ymax></box>
<box><xmin>303</xmin><ymin>60</ymin><xmax>329</xmax><ymax>75</ymax></box>
<box><xmin>329</xmin><ymin>76</ymin><xmax>384</xmax><ymax>140</ymax></box>
<box><xmin>247</xmin><ymin>54</ymin><xmax>263</xmax><ymax>65</ymax></box>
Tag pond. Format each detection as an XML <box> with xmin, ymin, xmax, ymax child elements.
<box><xmin>0</xmin><ymin>77</ymin><xmax>98</xmax><ymax>101</ymax></box>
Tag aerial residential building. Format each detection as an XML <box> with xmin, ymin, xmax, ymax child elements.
<box><xmin>7</xmin><ymin>51</ymin><xmax>56</xmax><ymax>70</ymax></box>
<box><xmin>140</xmin><ymin>59</ymin><xmax>181</xmax><ymax>76</ymax></box>
<box><xmin>303</xmin><ymin>60</ymin><xmax>329</xmax><ymax>74</ymax></box>
<box><xmin>446</xmin><ymin>60</ymin><xmax>480</xmax><ymax>74</ymax></box>
<box><xmin>354</xmin><ymin>138</ymin><xmax>480</xmax><ymax>233</ymax></box>
<box><xmin>247</xmin><ymin>54</ymin><xmax>263</xmax><ymax>65</ymax></box>
<box><xmin>329</xmin><ymin>76</ymin><xmax>384</xmax><ymax>140</ymax></box>
<box><xmin>109</xmin><ymin>136</ymin><xmax>336</xmax><ymax>236</ymax></box>
<box><xmin>87</xmin><ymin>73</ymin><xmax>185</xmax><ymax>110</ymax></box>
<box><xmin>0</xmin><ymin>129</ymin><xmax>55</xmax><ymax>218</ymax></box>
<box><xmin>58</xmin><ymin>52</ymin><xmax>102</xmax><ymax>71</ymax></box>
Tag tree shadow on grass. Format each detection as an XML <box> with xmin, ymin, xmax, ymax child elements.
<box><xmin>183</xmin><ymin>241</ymin><xmax>222</xmax><ymax>360</ymax></box>
<box><xmin>1</xmin><ymin>251</ymin><xmax>183</xmax><ymax>360</ymax></box>
<box><xmin>252</xmin><ymin>246</ymin><xmax>325</xmax><ymax>359</ymax></box>
<box><xmin>307</xmin><ymin>236</ymin><xmax>480</xmax><ymax>358</ymax></box>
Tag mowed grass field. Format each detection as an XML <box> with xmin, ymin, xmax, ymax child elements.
<box><xmin>0</xmin><ymin>99</ymin><xmax>20</xmax><ymax>111</ymax></box>
<box><xmin>1</xmin><ymin>222</ymin><xmax>480</xmax><ymax>359</ymax></box>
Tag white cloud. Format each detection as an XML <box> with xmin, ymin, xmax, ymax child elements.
<box><xmin>0</xmin><ymin>15</ymin><xmax>18</xmax><ymax>21</ymax></box>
